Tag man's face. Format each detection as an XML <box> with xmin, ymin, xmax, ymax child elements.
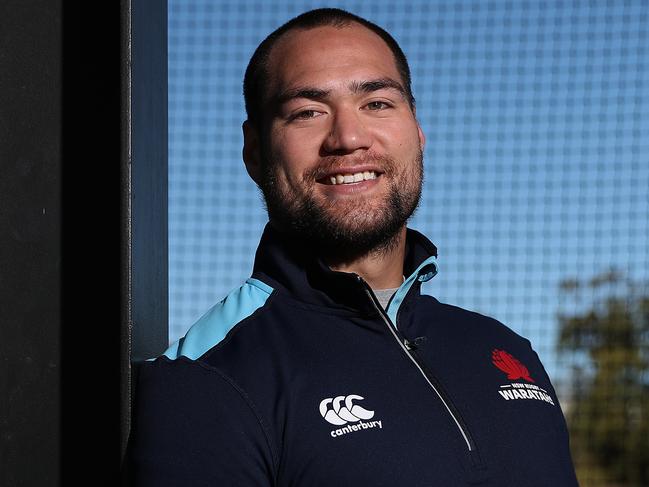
<box><xmin>248</xmin><ymin>24</ymin><xmax>425</xmax><ymax>257</ymax></box>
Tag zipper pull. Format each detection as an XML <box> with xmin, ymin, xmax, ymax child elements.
<box><xmin>403</xmin><ymin>338</ymin><xmax>417</xmax><ymax>350</ymax></box>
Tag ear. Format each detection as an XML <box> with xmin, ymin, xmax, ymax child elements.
<box><xmin>417</xmin><ymin>122</ymin><xmax>426</xmax><ymax>152</ymax></box>
<box><xmin>412</xmin><ymin>108</ymin><xmax>425</xmax><ymax>152</ymax></box>
<box><xmin>242</xmin><ymin>120</ymin><xmax>262</xmax><ymax>184</ymax></box>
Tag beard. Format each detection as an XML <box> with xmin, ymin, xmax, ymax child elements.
<box><xmin>258</xmin><ymin>150</ymin><xmax>424</xmax><ymax>261</ymax></box>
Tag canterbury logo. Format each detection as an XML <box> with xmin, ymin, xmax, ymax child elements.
<box><xmin>319</xmin><ymin>395</ymin><xmax>375</xmax><ymax>425</ymax></box>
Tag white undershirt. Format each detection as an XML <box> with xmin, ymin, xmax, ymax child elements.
<box><xmin>373</xmin><ymin>287</ymin><xmax>400</xmax><ymax>309</ymax></box>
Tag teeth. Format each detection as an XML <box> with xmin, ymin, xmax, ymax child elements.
<box><xmin>328</xmin><ymin>171</ymin><xmax>378</xmax><ymax>185</ymax></box>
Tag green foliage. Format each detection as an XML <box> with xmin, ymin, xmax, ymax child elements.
<box><xmin>558</xmin><ymin>271</ymin><xmax>649</xmax><ymax>487</ymax></box>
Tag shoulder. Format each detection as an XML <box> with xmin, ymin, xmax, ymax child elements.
<box><xmin>162</xmin><ymin>278</ymin><xmax>275</xmax><ymax>361</ymax></box>
<box><xmin>417</xmin><ymin>294</ymin><xmax>531</xmax><ymax>344</ymax></box>
<box><xmin>135</xmin><ymin>355</ymin><xmax>258</xmax><ymax>412</ymax></box>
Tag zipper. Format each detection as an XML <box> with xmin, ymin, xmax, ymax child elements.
<box><xmin>357</xmin><ymin>275</ymin><xmax>476</xmax><ymax>453</ymax></box>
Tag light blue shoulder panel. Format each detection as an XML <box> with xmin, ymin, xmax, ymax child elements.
<box><xmin>386</xmin><ymin>256</ymin><xmax>438</xmax><ymax>325</ymax></box>
<box><xmin>163</xmin><ymin>278</ymin><xmax>273</xmax><ymax>360</ymax></box>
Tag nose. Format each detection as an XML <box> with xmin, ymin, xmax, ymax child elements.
<box><xmin>321</xmin><ymin>107</ymin><xmax>373</xmax><ymax>154</ymax></box>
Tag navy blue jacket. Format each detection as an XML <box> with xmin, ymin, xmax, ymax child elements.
<box><xmin>126</xmin><ymin>225</ymin><xmax>578</xmax><ymax>486</ymax></box>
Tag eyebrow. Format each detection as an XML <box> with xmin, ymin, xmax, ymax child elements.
<box><xmin>274</xmin><ymin>77</ymin><xmax>407</xmax><ymax>106</ymax></box>
<box><xmin>275</xmin><ymin>87</ymin><xmax>331</xmax><ymax>106</ymax></box>
<box><xmin>349</xmin><ymin>78</ymin><xmax>407</xmax><ymax>98</ymax></box>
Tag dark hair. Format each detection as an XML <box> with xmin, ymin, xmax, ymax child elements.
<box><xmin>243</xmin><ymin>8</ymin><xmax>415</xmax><ymax>127</ymax></box>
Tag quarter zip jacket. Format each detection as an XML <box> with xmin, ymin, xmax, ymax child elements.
<box><xmin>126</xmin><ymin>225</ymin><xmax>579</xmax><ymax>486</ymax></box>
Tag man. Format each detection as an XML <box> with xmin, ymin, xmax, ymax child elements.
<box><xmin>127</xmin><ymin>8</ymin><xmax>578</xmax><ymax>486</ymax></box>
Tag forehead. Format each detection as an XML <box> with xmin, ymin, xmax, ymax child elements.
<box><xmin>265</xmin><ymin>23</ymin><xmax>401</xmax><ymax>95</ymax></box>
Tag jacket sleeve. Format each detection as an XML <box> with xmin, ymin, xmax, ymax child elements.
<box><xmin>125</xmin><ymin>357</ymin><xmax>277</xmax><ymax>486</ymax></box>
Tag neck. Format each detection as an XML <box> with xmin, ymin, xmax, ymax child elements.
<box><xmin>325</xmin><ymin>226</ymin><xmax>407</xmax><ymax>290</ymax></box>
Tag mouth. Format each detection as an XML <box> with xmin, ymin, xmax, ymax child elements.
<box><xmin>318</xmin><ymin>170</ymin><xmax>381</xmax><ymax>185</ymax></box>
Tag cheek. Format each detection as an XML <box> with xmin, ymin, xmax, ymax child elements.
<box><xmin>266</xmin><ymin>155</ymin><xmax>306</xmax><ymax>194</ymax></box>
<box><xmin>376</xmin><ymin>119</ymin><xmax>420</xmax><ymax>148</ymax></box>
<box><xmin>270</xmin><ymin>133</ymin><xmax>318</xmax><ymax>182</ymax></box>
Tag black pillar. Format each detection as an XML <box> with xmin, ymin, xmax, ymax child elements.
<box><xmin>125</xmin><ymin>0</ymin><xmax>169</xmax><ymax>466</ymax></box>
<box><xmin>1</xmin><ymin>1</ymin><xmax>167</xmax><ymax>483</ymax></box>
<box><xmin>60</xmin><ymin>2</ymin><xmax>123</xmax><ymax>484</ymax></box>
<box><xmin>130</xmin><ymin>0</ymin><xmax>169</xmax><ymax>364</ymax></box>
<box><xmin>0</xmin><ymin>1</ymin><xmax>62</xmax><ymax>485</ymax></box>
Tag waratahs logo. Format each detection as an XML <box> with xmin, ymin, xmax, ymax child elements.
<box><xmin>491</xmin><ymin>349</ymin><xmax>534</xmax><ymax>382</ymax></box>
<box><xmin>492</xmin><ymin>349</ymin><xmax>555</xmax><ymax>406</ymax></box>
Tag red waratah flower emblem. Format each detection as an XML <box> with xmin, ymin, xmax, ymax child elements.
<box><xmin>491</xmin><ymin>349</ymin><xmax>534</xmax><ymax>382</ymax></box>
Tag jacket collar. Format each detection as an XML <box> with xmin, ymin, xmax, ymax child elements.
<box><xmin>251</xmin><ymin>223</ymin><xmax>438</xmax><ymax>315</ymax></box>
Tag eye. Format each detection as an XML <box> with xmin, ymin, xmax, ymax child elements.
<box><xmin>364</xmin><ymin>100</ymin><xmax>391</xmax><ymax>110</ymax></box>
<box><xmin>290</xmin><ymin>109</ymin><xmax>321</xmax><ymax>121</ymax></box>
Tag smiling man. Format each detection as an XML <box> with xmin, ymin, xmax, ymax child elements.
<box><xmin>126</xmin><ymin>8</ymin><xmax>578</xmax><ymax>486</ymax></box>
<box><xmin>243</xmin><ymin>17</ymin><xmax>425</xmax><ymax>284</ymax></box>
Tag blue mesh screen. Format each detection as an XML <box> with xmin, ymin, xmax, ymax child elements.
<box><xmin>168</xmin><ymin>2</ymin><xmax>649</xmax><ymax>484</ymax></box>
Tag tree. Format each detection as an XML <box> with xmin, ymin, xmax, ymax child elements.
<box><xmin>557</xmin><ymin>270</ymin><xmax>649</xmax><ymax>487</ymax></box>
